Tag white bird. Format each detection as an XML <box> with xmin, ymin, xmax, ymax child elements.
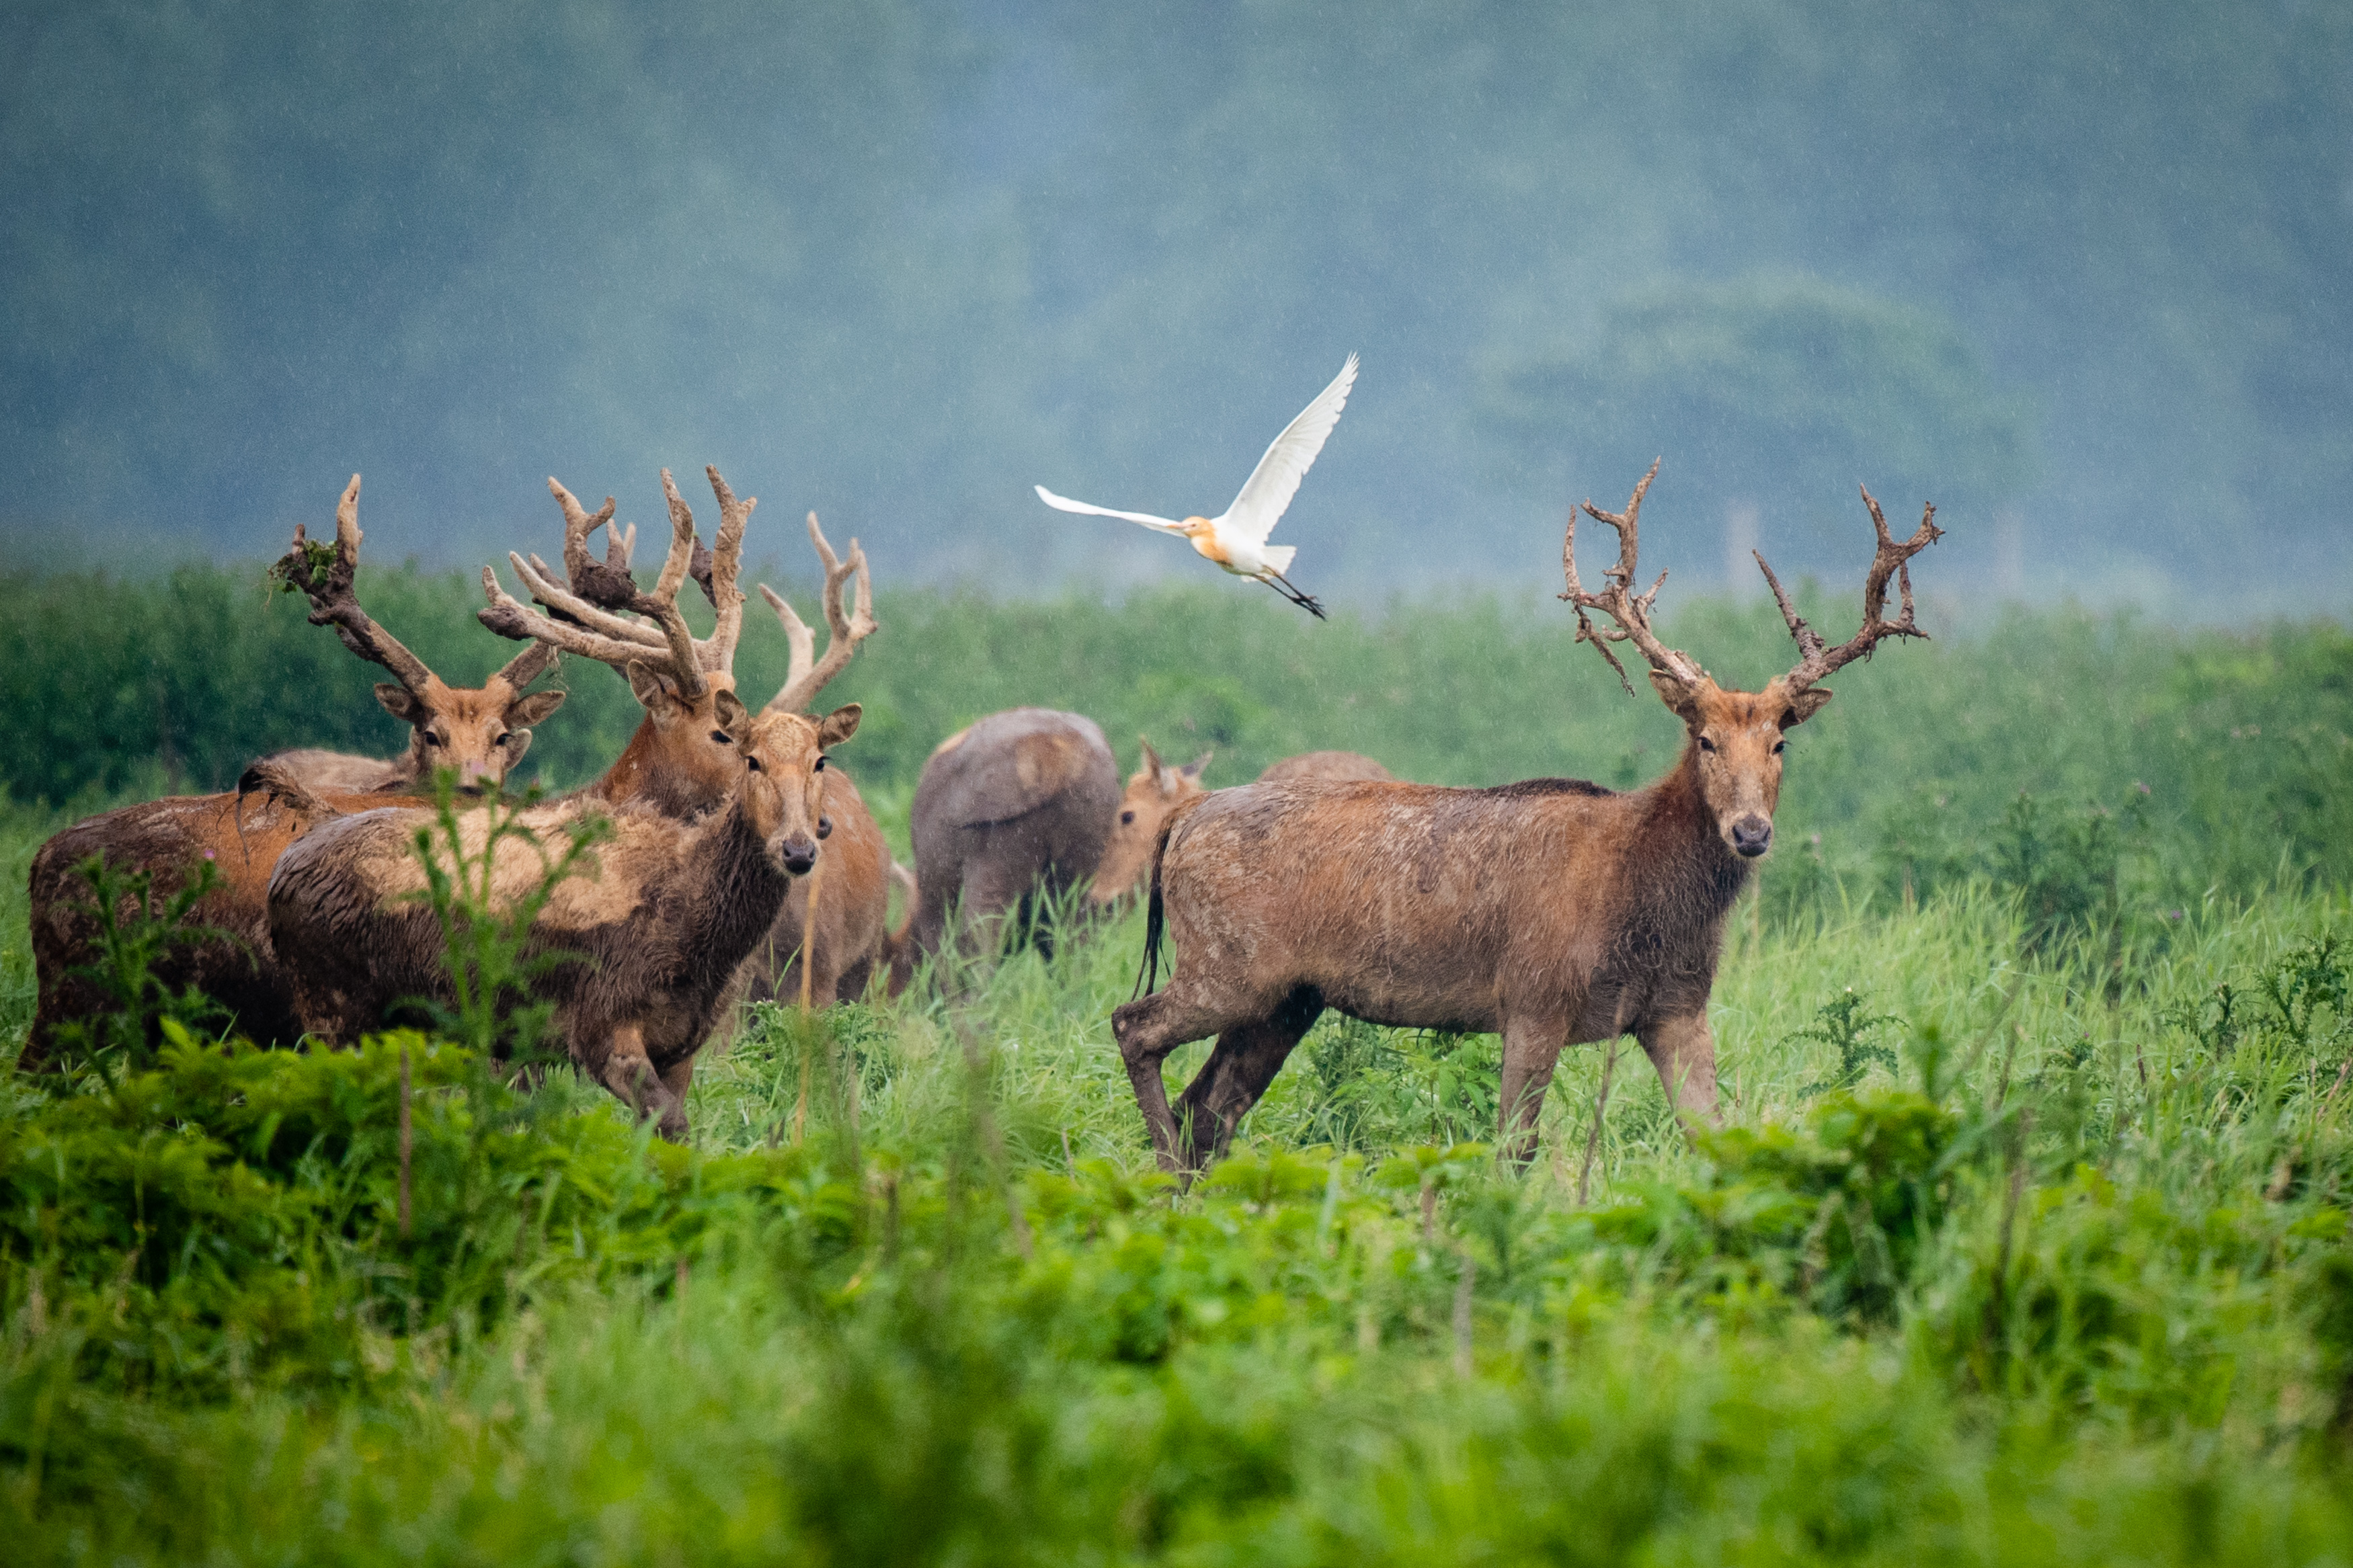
<box><xmin>1036</xmin><ymin>354</ymin><xmax>1357</xmax><ymax>618</ymax></box>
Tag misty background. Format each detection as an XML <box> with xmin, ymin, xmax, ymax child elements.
<box><xmin>3</xmin><ymin>1</ymin><xmax>2348</xmax><ymax>612</ymax></box>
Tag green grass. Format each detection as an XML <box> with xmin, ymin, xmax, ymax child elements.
<box><xmin>3</xmin><ymin>583</ymin><xmax>2351</xmax><ymax>1560</ymax></box>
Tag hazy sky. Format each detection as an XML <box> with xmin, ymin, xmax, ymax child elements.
<box><xmin>3</xmin><ymin>1</ymin><xmax>2346</xmax><ymax>612</ymax></box>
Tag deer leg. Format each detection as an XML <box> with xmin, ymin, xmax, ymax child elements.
<box><xmin>1638</xmin><ymin>1009</ymin><xmax>1721</xmax><ymax>1131</ymax></box>
<box><xmin>652</xmin><ymin>1053</ymin><xmax>696</xmax><ymax>1143</ymax></box>
<box><xmin>1497</xmin><ymin>1014</ymin><xmax>1570</xmax><ymax>1169</ymax></box>
<box><xmin>1170</xmin><ymin>988</ymin><xmax>1324</xmax><ymax>1171</ymax></box>
<box><xmin>1111</xmin><ymin>987</ymin><xmax>1236</xmax><ymax>1174</ymax></box>
<box><xmin>596</xmin><ymin>1022</ymin><xmax>668</xmax><ymax>1130</ymax></box>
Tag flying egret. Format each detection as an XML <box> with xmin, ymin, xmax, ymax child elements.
<box><xmin>1036</xmin><ymin>354</ymin><xmax>1357</xmax><ymax>618</ymax></box>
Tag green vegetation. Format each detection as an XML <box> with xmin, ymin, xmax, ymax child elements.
<box><xmin>2</xmin><ymin>585</ymin><xmax>2350</xmax><ymax>1560</ymax></box>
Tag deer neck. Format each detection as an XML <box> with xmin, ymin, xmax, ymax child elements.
<box><xmin>1626</xmin><ymin>741</ymin><xmax>1752</xmax><ymax>921</ymax></box>
<box><xmin>676</xmin><ymin>800</ymin><xmax>795</xmax><ymax>966</ymax></box>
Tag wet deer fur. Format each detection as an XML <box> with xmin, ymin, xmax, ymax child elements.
<box><xmin>1111</xmin><ymin>462</ymin><xmax>1941</xmax><ymax>1176</ymax></box>
<box><xmin>269</xmin><ymin>696</ymin><xmax>861</xmax><ymax>1138</ymax></box>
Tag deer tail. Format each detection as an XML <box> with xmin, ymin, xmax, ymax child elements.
<box><xmin>1129</xmin><ymin>807</ymin><xmax>1189</xmax><ymax>1001</ymax></box>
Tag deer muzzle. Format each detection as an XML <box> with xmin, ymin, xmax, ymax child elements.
<box><xmin>778</xmin><ymin>834</ymin><xmax>821</xmax><ymax>876</ymax></box>
<box><xmin>1730</xmin><ymin>815</ymin><xmax>1774</xmax><ymax>858</ymax></box>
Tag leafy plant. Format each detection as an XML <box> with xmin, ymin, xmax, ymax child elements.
<box><xmin>1790</xmin><ymin>989</ymin><xmax>1905</xmax><ymax>1097</ymax></box>
<box><xmin>48</xmin><ymin>853</ymin><xmax>235</xmax><ymax>1075</ymax></box>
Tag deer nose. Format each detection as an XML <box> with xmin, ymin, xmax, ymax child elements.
<box><xmin>780</xmin><ymin>835</ymin><xmax>820</xmax><ymax>876</ymax></box>
<box><xmin>1730</xmin><ymin>815</ymin><xmax>1773</xmax><ymax>858</ymax></box>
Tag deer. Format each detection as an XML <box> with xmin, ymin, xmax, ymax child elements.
<box><xmin>268</xmin><ymin>689</ymin><xmax>862</xmax><ymax>1139</ymax></box>
<box><xmin>265</xmin><ymin>474</ymin><xmax>566</xmax><ymax>792</ymax></box>
<box><xmin>1109</xmin><ymin>461</ymin><xmax>1942</xmax><ymax>1178</ymax></box>
<box><xmin>900</xmin><ymin>726</ymin><xmax>1207</xmax><ymax>984</ymax></box>
<box><xmin>21</xmin><ymin>477</ymin><xmax>566</xmax><ymax>1067</ymax></box>
<box><xmin>729</xmin><ymin>511</ymin><xmax>895</xmax><ymax>1009</ymax></box>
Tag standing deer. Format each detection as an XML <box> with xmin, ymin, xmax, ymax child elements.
<box><xmin>270</xmin><ymin>692</ymin><xmax>862</xmax><ymax>1139</ymax></box>
<box><xmin>1110</xmin><ymin>462</ymin><xmax>1942</xmax><ymax>1175</ymax></box>
<box><xmin>902</xmin><ymin>728</ymin><xmax>1207</xmax><ymax>981</ymax></box>
<box><xmin>731</xmin><ymin>511</ymin><xmax>895</xmax><ymax>1008</ymax></box>
<box><xmin>22</xmin><ymin>477</ymin><xmax>565</xmax><ymax>1065</ymax></box>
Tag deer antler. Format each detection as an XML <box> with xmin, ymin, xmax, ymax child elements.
<box><xmin>1558</xmin><ymin>460</ymin><xmax>1709</xmax><ymax>696</ymax></box>
<box><xmin>1755</xmin><ymin>484</ymin><xmax>1943</xmax><ymax>692</ymax></box>
<box><xmin>279</xmin><ymin>475</ymin><xmax>442</xmax><ymax>698</ymax></box>
<box><xmin>762</xmin><ymin>510</ymin><xmax>877</xmax><ymax>714</ymax></box>
<box><xmin>662</xmin><ymin>466</ymin><xmax>752</xmax><ymax>674</ymax></box>
<box><xmin>477</xmin><ymin>474</ymin><xmax>711</xmax><ymax>699</ymax></box>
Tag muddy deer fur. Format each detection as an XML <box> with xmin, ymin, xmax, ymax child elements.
<box><xmin>1112</xmin><ymin>462</ymin><xmax>1942</xmax><ymax>1176</ymax></box>
<box><xmin>270</xmin><ymin>696</ymin><xmax>862</xmax><ymax>1137</ymax></box>
<box><xmin>23</xmin><ymin>477</ymin><xmax>565</xmax><ymax>1067</ymax></box>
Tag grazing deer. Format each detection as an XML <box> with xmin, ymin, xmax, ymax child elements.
<box><xmin>1110</xmin><ymin>462</ymin><xmax>1941</xmax><ymax>1175</ymax></box>
<box><xmin>1089</xmin><ymin>739</ymin><xmax>1213</xmax><ymax>905</ymax></box>
<box><xmin>21</xmin><ymin>477</ymin><xmax>564</xmax><ymax>1066</ymax></box>
<box><xmin>269</xmin><ymin>691</ymin><xmax>862</xmax><ymax>1138</ymax></box>
<box><xmin>266</xmin><ymin>475</ymin><xmax>567</xmax><ymax>792</ymax></box>
<box><xmin>901</xmin><ymin>727</ymin><xmax>1208</xmax><ymax>981</ymax></box>
<box><xmin>1257</xmin><ymin>751</ymin><xmax>1393</xmax><ymax>784</ymax></box>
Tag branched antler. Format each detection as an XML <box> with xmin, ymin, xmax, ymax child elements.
<box><xmin>762</xmin><ymin>511</ymin><xmax>878</xmax><ymax>714</ymax></box>
<box><xmin>1755</xmin><ymin>484</ymin><xmax>1943</xmax><ymax>692</ymax></box>
<box><xmin>1558</xmin><ymin>460</ymin><xmax>1709</xmax><ymax>696</ymax></box>
<box><xmin>278</xmin><ymin>475</ymin><xmax>442</xmax><ymax>698</ymax></box>
<box><xmin>664</xmin><ymin>466</ymin><xmax>751</xmax><ymax>673</ymax></box>
<box><xmin>477</xmin><ymin>472</ymin><xmax>727</xmax><ymax>699</ymax></box>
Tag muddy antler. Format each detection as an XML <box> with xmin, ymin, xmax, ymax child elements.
<box><xmin>761</xmin><ymin>511</ymin><xmax>877</xmax><ymax>715</ymax></box>
<box><xmin>1755</xmin><ymin>485</ymin><xmax>1943</xmax><ymax>692</ymax></box>
<box><xmin>278</xmin><ymin>475</ymin><xmax>443</xmax><ymax>698</ymax></box>
<box><xmin>477</xmin><ymin>472</ymin><xmax>716</xmax><ymax>699</ymax></box>
<box><xmin>1559</xmin><ymin>460</ymin><xmax>1709</xmax><ymax>696</ymax></box>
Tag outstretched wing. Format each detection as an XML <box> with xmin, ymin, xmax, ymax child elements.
<box><xmin>1035</xmin><ymin>485</ymin><xmax>1188</xmax><ymax>536</ymax></box>
<box><xmin>1222</xmin><ymin>354</ymin><xmax>1357</xmax><ymax>547</ymax></box>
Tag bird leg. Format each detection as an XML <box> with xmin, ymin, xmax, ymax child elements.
<box><xmin>1263</xmin><ymin>571</ymin><xmax>1327</xmax><ymax>620</ymax></box>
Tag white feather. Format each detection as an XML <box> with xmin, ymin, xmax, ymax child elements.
<box><xmin>1220</xmin><ymin>354</ymin><xmax>1357</xmax><ymax>547</ymax></box>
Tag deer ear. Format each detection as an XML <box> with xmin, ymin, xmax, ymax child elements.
<box><xmin>711</xmin><ymin>688</ymin><xmax>753</xmax><ymax>738</ymax></box>
<box><xmin>376</xmin><ymin>684</ymin><xmax>426</xmax><ymax>724</ymax></box>
<box><xmin>1780</xmin><ymin>688</ymin><xmax>1835</xmax><ymax>729</ymax></box>
<box><xmin>506</xmin><ymin>690</ymin><xmax>567</xmax><ymax>727</ymax></box>
<box><xmin>817</xmin><ymin>702</ymin><xmax>863</xmax><ymax>747</ymax></box>
<box><xmin>1138</xmin><ymin>737</ymin><xmax>1164</xmax><ymax>777</ymax></box>
<box><xmin>626</xmin><ymin>661</ymin><xmax>686</xmax><ymax>718</ymax></box>
<box><xmin>1647</xmin><ymin>669</ymin><xmax>1703</xmax><ymax>725</ymax></box>
<box><xmin>1181</xmin><ymin>751</ymin><xmax>1213</xmax><ymax>782</ymax></box>
<box><xmin>503</xmin><ymin>731</ymin><xmax>535</xmax><ymax>767</ymax></box>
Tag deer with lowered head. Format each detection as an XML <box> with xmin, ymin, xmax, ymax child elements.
<box><xmin>899</xmin><ymin>726</ymin><xmax>1207</xmax><ymax>985</ymax></box>
<box><xmin>1110</xmin><ymin>461</ymin><xmax>1942</xmax><ymax>1177</ymax></box>
<box><xmin>21</xmin><ymin>476</ymin><xmax>565</xmax><ymax>1066</ymax></box>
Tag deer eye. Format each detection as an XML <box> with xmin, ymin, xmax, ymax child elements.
<box><xmin>813</xmin><ymin>756</ymin><xmax>828</xmax><ymax>772</ymax></box>
<box><xmin>424</xmin><ymin>733</ymin><xmax>443</xmax><ymax>747</ymax></box>
<box><xmin>492</xmin><ymin>732</ymin><xmax>510</xmax><ymax>745</ymax></box>
<box><xmin>746</xmin><ymin>755</ymin><xmax>762</xmax><ymax>772</ymax></box>
<box><xmin>1698</xmin><ymin>737</ymin><xmax>1715</xmax><ymax>753</ymax></box>
<box><xmin>1120</xmin><ymin>809</ymin><xmax>1136</xmax><ymax>825</ymax></box>
<box><xmin>710</xmin><ymin>730</ymin><xmax>731</xmax><ymax>745</ymax></box>
<box><xmin>1772</xmin><ymin>739</ymin><xmax>1786</xmax><ymax>755</ymax></box>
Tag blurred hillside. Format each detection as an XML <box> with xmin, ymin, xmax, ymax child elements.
<box><xmin>2</xmin><ymin>1</ymin><xmax>2348</xmax><ymax>610</ymax></box>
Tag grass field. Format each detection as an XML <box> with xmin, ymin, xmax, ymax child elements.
<box><xmin>2</xmin><ymin>585</ymin><xmax>2350</xmax><ymax>1562</ymax></box>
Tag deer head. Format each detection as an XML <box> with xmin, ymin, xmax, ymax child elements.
<box><xmin>479</xmin><ymin>466</ymin><xmax>755</xmax><ymax>815</ymax></box>
<box><xmin>711</xmin><ymin>689</ymin><xmax>864</xmax><ymax>877</ymax></box>
<box><xmin>1092</xmin><ymin>738</ymin><xmax>1213</xmax><ymax>902</ymax></box>
<box><xmin>1563</xmin><ymin>461</ymin><xmax>1941</xmax><ymax>858</ymax></box>
<box><xmin>278</xmin><ymin>475</ymin><xmax>565</xmax><ymax>789</ymax></box>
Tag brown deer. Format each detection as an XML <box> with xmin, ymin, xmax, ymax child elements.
<box><xmin>1257</xmin><ymin>751</ymin><xmax>1393</xmax><ymax>784</ymax></box>
<box><xmin>1109</xmin><ymin>462</ymin><xmax>1942</xmax><ymax>1176</ymax></box>
<box><xmin>266</xmin><ymin>474</ymin><xmax>567</xmax><ymax>792</ymax></box>
<box><xmin>21</xmin><ymin>477</ymin><xmax>566</xmax><ymax>1066</ymax></box>
<box><xmin>268</xmin><ymin>691</ymin><xmax>862</xmax><ymax>1138</ymax></box>
<box><xmin>479</xmin><ymin>469</ymin><xmax>898</xmax><ymax>1013</ymax></box>
<box><xmin>900</xmin><ymin>725</ymin><xmax>1207</xmax><ymax>982</ymax></box>
<box><xmin>731</xmin><ymin>511</ymin><xmax>895</xmax><ymax>1008</ymax></box>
